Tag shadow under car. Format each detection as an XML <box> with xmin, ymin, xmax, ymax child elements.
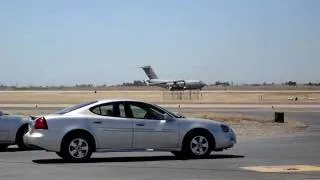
<box><xmin>32</xmin><ymin>154</ymin><xmax>245</xmax><ymax>164</ymax></box>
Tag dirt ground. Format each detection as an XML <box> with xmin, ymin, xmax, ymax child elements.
<box><xmin>0</xmin><ymin>90</ymin><xmax>320</xmax><ymax>104</ymax></box>
<box><xmin>2</xmin><ymin>107</ymin><xmax>308</xmax><ymax>138</ymax></box>
<box><xmin>0</xmin><ymin>90</ymin><xmax>312</xmax><ymax>137</ymax></box>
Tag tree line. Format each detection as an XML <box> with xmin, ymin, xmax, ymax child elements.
<box><xmin>1</xmin><ymin>80</ymin><xmax>320</xmax><ymax>89</ymax></box>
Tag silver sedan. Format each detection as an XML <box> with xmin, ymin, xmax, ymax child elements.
<box><xmin>0</xmin><ymin>110</ymin><xmax>32</xmax><ymax>151</ymax></box>
<box><xmin>24</xmin><ymin>99</ymin><xmax>236</xmax><ymax>161</ymax></box>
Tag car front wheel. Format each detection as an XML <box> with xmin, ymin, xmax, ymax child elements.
<box><xmin>184</xmin><ymin>132</ymin><xmax>213</xmax><ymax>158</ymax></box>
<box><xmin>60</xmin><ymin>134</ymin><xmax>93</xmax><ymax>161</ymax></box>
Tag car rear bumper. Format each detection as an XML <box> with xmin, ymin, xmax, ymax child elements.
<box><xmin>24</xmin><ymin>130</ymin><xmax>62</xmax><ymax>152</ymax></box>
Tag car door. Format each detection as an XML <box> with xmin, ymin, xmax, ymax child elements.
<box><xmin>126</xmin><ymin>102</ymin><xmax>179</xmax><ymax>149</ymax></box>
<box><xmin>0</xmin><ymin>113</ymin><xmax>9</xmax><ymax>142</ymax></box>
<box><xmin>88</xmin><ymin>102</ymin><xmax>133</xmax><ymax>149</ymax></box>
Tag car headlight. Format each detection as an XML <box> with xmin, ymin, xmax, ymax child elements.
<box><xmin>221</xmin><ymin>124</ymin><xmax>230</xmax><ymax>132</ymax></box>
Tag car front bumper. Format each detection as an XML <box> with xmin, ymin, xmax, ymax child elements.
<box><xmin>214</xmin><ymin>128</ymin><xmax>237</xmax><ymax>150</ymax></box>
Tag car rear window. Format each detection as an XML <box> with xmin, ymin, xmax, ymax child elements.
<box><xmin>55</xmin><ymin>100</ymin><xmax>98</xmax><ymax>115</ymax></box>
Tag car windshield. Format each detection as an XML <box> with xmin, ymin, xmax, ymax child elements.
<box><xmin>55</xmin><ymin>100</ymin><xmax>98</xmax><ymax>115</ymax></box>
<box><xmin>152</xmin><ymin>104</ymin><xmax>183</xmax><ymax>118</ymax></box>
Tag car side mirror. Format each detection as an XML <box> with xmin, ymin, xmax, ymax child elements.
<box><xmin>163</xmin><ymin>113</ymin><xmax>174</xmax><ymax>121</ymax></box>
<box><xmin>175</xmin><ymin>112</ymin><xmax>185</xmax><ymax>118</ymax></box>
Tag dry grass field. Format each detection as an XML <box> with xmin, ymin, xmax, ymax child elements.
<box><xmin>183</xmin><ymin>112</ymin><xmax>308</xmax><ymax>137</ymax></box>
<box><xmin>0</xmin><ymin>90</ymin><xmax>320</xmax><ymax>104</ymax></box>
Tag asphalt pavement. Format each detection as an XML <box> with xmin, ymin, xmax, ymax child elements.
<box><xmin>0</xmin><ymin>107</ymin><xmax>319</xmax><ymax>180</ymax></box>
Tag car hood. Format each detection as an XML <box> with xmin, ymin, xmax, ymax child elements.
<box><xmin>181</xmin><ymin>117</ymin><xmax>224</xmax><ymax>125</ymax></box>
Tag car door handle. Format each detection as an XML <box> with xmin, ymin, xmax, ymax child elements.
<box><xmin>93</xmin><ymin>121</ymin><xmax>102</xmax><ymax>124</ymax></box>
<box><xmin>136</xmin><ymin>123</ymin><xmax>145</xmax><ymax>126</ymax></box>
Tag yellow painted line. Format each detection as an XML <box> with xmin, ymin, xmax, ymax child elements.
<box><xmin>241</xmin><ymin>165</ymin><xmax>320</xmax><ymax>173</ymax></box>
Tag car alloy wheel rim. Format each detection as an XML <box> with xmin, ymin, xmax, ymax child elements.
<box><xmin>68</xmin><ymin>138</ymin><xmax>89</xmax><ymax>159</ymax></box>
<box><xmin>190</xmin><ymin>135</ymin><xmax>209</xmax><ymax>156</ymax></box>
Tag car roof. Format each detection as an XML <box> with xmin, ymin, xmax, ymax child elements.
<box><xmin>56</xmin><ymin>99</ymin><xmax>152</xmax><ymax>115</ymax></box>
<box><xmin>95</xmin><ymin>99</ymin><xmax>152</xmax><ymax>104</ymax></box>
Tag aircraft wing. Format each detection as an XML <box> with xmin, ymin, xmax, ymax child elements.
<box><xmin>169</xmin><ymin>80</ymin><xmax>186</xmax><ymax>84</ymax></box>
<box><xmin>149</xmin><ymin>80</ymin><xmax>186</xmax><ymax>85</ymax></box>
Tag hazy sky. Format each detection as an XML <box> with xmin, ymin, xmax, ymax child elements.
<box><xmin>1</xmin><ymin>0</ymin><xmax>319</xmax><ymax>86</ymax></box>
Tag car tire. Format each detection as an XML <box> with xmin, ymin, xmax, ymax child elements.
<box><xmin>60</xmin><ymin>133</ymin><xmax>93</xmax><ymax>161</ymax></box>
<box><xmin>55</xmin><ymin>152</ymin><xmax>64</xmax><ymax>158</ymax></box>
<box><xmin>171</xmin><ymin>151</ymin><xmax>187</xmax><ymax>159</ymax></box>
<box><xmin>183</xmin><ymin>132</ymin><xmax>213</xmax><ymax>158</ymax></box>
<box><xmin>0</xmin><ymin>144</ymin><xmax>8</xmax><ymax>152</ymax></box>
<box><xmin>16</xmin><ymin>125</ymin><xmax>29</xmax><ymax>150</ymax></box>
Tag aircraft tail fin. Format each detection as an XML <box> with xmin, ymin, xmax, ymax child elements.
<box><xmin>140</xmin><ymin>65</ymin><xmax>158</xmax><ymax>80</ymax></box>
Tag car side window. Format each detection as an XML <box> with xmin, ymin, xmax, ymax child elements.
<box><xmin>91</xmin><ymin>106</ymin><xmax>101</xmax><ymax>115</ymax></box>
<box><xmin>100</xmin><ymin>104</ymin><xmax>114</xmax><ymax>116</ymax></box>
<box><xmin>130</xmin><ymin>105</ymin><xmax>147</xmax><ymax>119</ymax></box>
<box><xmin>90</xmin><ymin>103</ymin><xmax>118</xmax><ymax>117</ymax></box>
<box><xmin>129</xmin><ymin>102</ymin><xmax>165</xmax><ymax>120</ymax></box>
<box><xmin>119</xmin><ymin>103</ymin><xmax>126</xmax><ymax>118</ymax></box>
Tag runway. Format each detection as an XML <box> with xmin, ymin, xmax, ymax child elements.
<box><xmin>2</xmin><ymin>103</ymin><xmax>320</xmax><ymax>108</ymax></box>
<box><xmin>0</xmin><ymin>107</ymin><xmax>319</xmax><ymax>180</ymax></box>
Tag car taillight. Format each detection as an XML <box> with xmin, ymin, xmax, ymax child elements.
<box><xmin>34</xmin><ymin>117</ymin><xmax>48</xmax><ymax>129</ymax></box>
<box><xmin>221</xmin><ymin>124</ymin><xmax>229</xmax><ymax>132</ymax></box>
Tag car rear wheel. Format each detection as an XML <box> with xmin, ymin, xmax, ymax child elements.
<box><xmin>60</xmin><ymin>134</ymin><xmax>93</xmax><ymax>161</ymax></box>
<box><xmin>16</xmin><ymin>125</ymin><xmax>29</xmax><ymax>150</ymax></box>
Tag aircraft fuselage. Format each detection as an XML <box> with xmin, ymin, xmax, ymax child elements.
<box><xmin>146</xmin><ymin>79</ymin><xmax>206</xmax><ymax>91</ymax></box>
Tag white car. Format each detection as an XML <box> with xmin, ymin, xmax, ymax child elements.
<box><xmin>24</xmin><ymin>99</ymin><xmax>236</xmax><ymax>161</ymax></box>
<box><xmin>0</xmin><ymin>110</ymin><xmax>33</xmax><ymax>151</ymax></box>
